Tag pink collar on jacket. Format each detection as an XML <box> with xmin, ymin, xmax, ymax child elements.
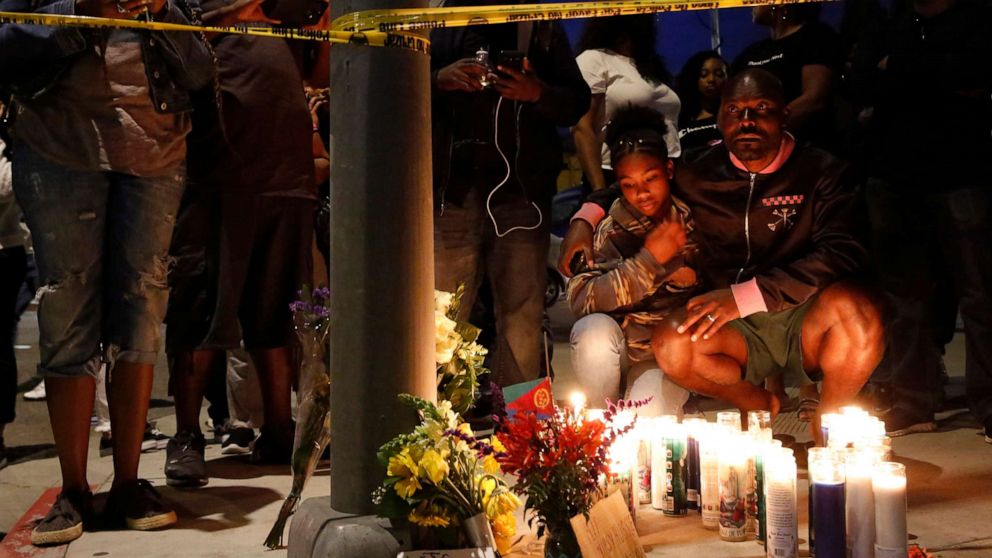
<box><xmin>727</xmin><ymin>133</ymin><xmax>796</xmax><ymax>175</ymax></box>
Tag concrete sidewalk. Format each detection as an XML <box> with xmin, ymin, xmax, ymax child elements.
<box><xmin>2</xmin><ymin>306</ymin><xmax>990</xmax><ymax>557</ymax></box>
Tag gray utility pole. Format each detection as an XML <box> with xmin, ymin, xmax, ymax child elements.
<box><xmin>288</xmin><ymin>0</ymin><xmax>435</xmax><ymax>553</ymax></box>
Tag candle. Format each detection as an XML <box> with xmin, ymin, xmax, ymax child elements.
<box><xmin>683</xmin><ymin>418</ymin><xmax>706</xmax><ymax>512</ymax></box>
<box><xmin>846</xmin><ymin>448</ymin><xmax>883</xmax><ymax>558</ymax></box>
<box><xmin>820</xmin><ymin>413</ymin><xmax>841</xmax><ymax>447</ymax></box>
<box><xmin>744</xmin><ymin>432</ymin><xmax>760</xmax><ymax>538</ymax></box>
<box><xmin>569</xmin><ymin>391</ymin><xmax>587</xmax><ymax>415</ymax></box>
<box><xmin>662</xmin><ymin>423</ymin><xmax>688</xmax><ymax>517</ymax></box>
<box><xmin>756</xmin><ymin>439</ymin><xmax>783</xmax><ymax>545</ymax></box>
<box><xmin>606</xmin><ymin>469</ymin><xmax>636</xmax><ymax>523</ymax></box>
<box><xmin>873</xmin><ymin>462</ymin><xmax>908</xmax><ymax>558</ymax></box>
<box><xmin>718</xmin><ymin>411</ymin><xmax>742</xmax><ymax>433</ymax></box>
<box><xmin>764</xmin><ymin>448</ymin><xmax>798</xmax><ymax>558</ymax></box>
<box><xmin>650</xmin><ymin>416</ymin><xmax>677</xmax><ymax>510</ymax></box>
<box><xmin>719</xmin><ymin>434</ymin><xmax>750</xmax><ymax>541</ymax></box>
<box><xmin>699</xmin><ymin>424</ymin><xmax>722</xmax><ymax>530</ymax></box>
<box><xmin>748</xmin><ymin>410</ymin><xmax>772</xmax><ymax>438</ymax></box>
<box><xmin>810</xmin><ymin>453</ymin><xmax>846</xmax><ymax>558</ymax></box>
<box><xmin>806</xmin><ymin>447</ymin><xmax>830</xmax><ymax>555</ymax></box>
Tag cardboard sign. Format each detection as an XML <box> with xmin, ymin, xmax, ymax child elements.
<box><xmin>570</xmin><ymin>491</ymin><xmax>646</xmax><ymax>558</ymax></box>
<box><xmin>397</xmin><ymin>549</ymin><xmax>496</xmax><ymax>558</ymax></box>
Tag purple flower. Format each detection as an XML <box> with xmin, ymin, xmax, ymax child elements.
<box><xmin>313</xmin><ymin>287</ymin><xmax>330</xmax><ymax>300</ymax></box>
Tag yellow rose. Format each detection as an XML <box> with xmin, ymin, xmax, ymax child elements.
<box><xmin>435</xmin><ymin>311</ymin><xmax>460</xmax><ymax>365</ymax></box>
<box><xmin>418</xmin><ymin>449</ymin><xmax>449</xmax><ymax>484</ymax></box>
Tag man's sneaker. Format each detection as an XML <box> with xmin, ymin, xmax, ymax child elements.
<box><xmin>984</xmin><ymin>418</ymin><xmax>992</xmax><ymax>444</ymax></box>
<box><xmin>23</xmin><ymin>380</ymin><xmax>46</xmax><ymax>401</ymax></box>
<box><xmin>250</xmin><ymin>424</ymin><xmax>295</xmax><ymax>465</ymax></box>
<box><xmin>221</xmin><ymin>427</ymin><xmax>254</xmax><ymax>455</ymax></box>
<box><xmin>105</xmin><ymin>480</ymin><xmax>177</xmax><ymax>531</ymax></box>
<box><xmin>164</xmin><ymin>431</ymin><xmax>208</xmax><ymax>487</ymax></box>
<box><xmin>0</xmin><ymin>437</ymin><xmax>7</xmax><ymax>470</ymax></box>
<box><xmin>30</xmin><ymin>489</ymin><xmax>92</xmax><ymax>545</ymax></box>
<box><xmin>142</xmin><ymin>425</ymin><xmax>170</xmax><ymax>453</ymax></box>
<box><xmin>883</xmin><ymin>408</ymin><xmax>937</xmax><ymax>437</ymax></box>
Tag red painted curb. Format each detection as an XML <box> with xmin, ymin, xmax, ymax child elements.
<box><xmin>0</xmin><ymin>487</ymin><xmax>67</xmax><ymax>558</ymax></box>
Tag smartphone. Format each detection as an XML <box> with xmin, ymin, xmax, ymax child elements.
<box><xmin>496</xmin><ymin>50</ymin><xmax>525</xmax><ymax>74</ymax></box>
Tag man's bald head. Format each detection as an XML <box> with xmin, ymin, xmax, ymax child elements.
<box><xmin>722</xmin><ymin>68</ymin><xmax>786</xmax><ymax>106</ymax></box>
<box><xmin>716</xmin><ymin>68</ymin><xmax>789</xmax><ymax>171</ymax></box>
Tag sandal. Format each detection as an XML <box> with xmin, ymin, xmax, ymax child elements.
<box><xmin>797</xmin><ymin>398</ymin><xmax>819</xmax><ymax>423</ymax></box>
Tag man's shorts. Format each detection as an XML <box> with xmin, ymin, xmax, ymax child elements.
<box><xmin>165</xmin><ymin>192</ymin><xmax>315</xmax><ymax>353</ymax></box>
<box><xmin>728</xmin><ymin>296</ymin><xmax>821</xmax><ymax>387</ymax></box>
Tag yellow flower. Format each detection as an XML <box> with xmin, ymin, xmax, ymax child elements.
<box><xmin>410</xmin><ymin>502</ymin><xmax>452</xmax><ymax>528</ymax></box>
<box><xmin>388</xmin><ymin>449</ymin><xmax>422</xmax><ymax>499</ymax></box>
<box><xmin>491</xmin><ymin>513</ymin><xmax>517</xmax><ymax>555</ymax></box>
<box><xmin>489</xmin><ymin>436</ymin><xmax>507</xmax><ymax>454</ymax></box>
<box><xmin>489</xmin><ymin>492</ymin><xmax>521</xmax><ymax>517</ymax></box>
<box><xmin>483</xmin><ymin>454</ymin><xmax>501</xmax><ymax>475</ymax></box>
<box><xmin>435</xmin><ymin>311</ymin><xmax>460</xmax><ymax>364</ymax></box>
<box><xmin>418</xmin><ymin>449</ymin><xmax>449</xmax><ymax>484</ymax></box>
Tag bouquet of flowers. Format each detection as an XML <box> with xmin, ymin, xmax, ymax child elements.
<box><xmin>376</xmin><ymin>395</ymin><xmax>520</xmax><ymax>554</ymax></box>
<box><xmin>496</xmin><ymin>398</ymin><xmax>648</xmax><ymax>539</ymax></box>
<box><xmin>434</xmin><ymin>287</ymin><xmax>488</xmax><ymax>414</ymax></box>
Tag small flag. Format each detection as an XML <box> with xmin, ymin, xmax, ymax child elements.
<box><xmin>503</xmin><ymin>377</ymin><xmax>554</xmax><ymax>419</ymax></box>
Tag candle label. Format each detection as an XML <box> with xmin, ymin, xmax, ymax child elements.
<box><xmin>765</xmin><ymin>479</ymin><xmax>797</xmax><ymax>558</ymax></box>
<box><xmin>756</xmin><ymin>454</ymin><xmax>766</xmax><ymax>543</ymax></box>
<box><xmin>875</xmin><ymin>545</ymin><xmax>907</xmax><ymax>558</ymax></box>
<box><xmin>746</xmin><ymin>455</ymin><xmax>758</xmax><ymax>536</ymax></box>
<box><xmin>637</xmin><ymin>440</ymin><xmax>652</xmax><ymax>505</ymax></box>
<box><xmin>701</xmin><ymin>453</ymin><xmax>720</xmax><ymax>528</ymax></box>
<box><xmin>719</xmin><ymin>462</ymin><xmax>747</xmax><ymax>540</ymax></box>
<box><xmin>663</xmin><ymin>437</ymin><xmax>687</xmax><ymax>516</ymax></box>
<box><xmin>686</xmin><ymin>436</ymin><xmax>700</xmax><ymax>510</ymax></box>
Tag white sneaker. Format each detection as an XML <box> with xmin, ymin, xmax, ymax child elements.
<box><xmin>23</xmin><ymin>380</ymin><xmax>46</xmax><ymax>401</ymax></box>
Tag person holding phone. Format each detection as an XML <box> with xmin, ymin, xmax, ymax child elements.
<box><xmin>430</xmin><ymin>6</ymin><xmax>590</xmax><ymax>387</ymax></box>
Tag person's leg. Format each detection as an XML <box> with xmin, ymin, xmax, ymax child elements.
<box><xmin>434</xmin><ymin>189</ymin><xmax>485</xmax><ymax>324</ymax></box>
<box><xmin>102</xmin><ymin>168</ymin><xmax>184</xmax><ymax>526</ymax></box>
<box><xmin>484</xmin><ymin>199</ymin><xmax>550</xmax><ymax>386</ymax></box>
<box><xmin>930</xmin><ymin>188</ymin><xmax>992</xmax><ymax>434</ymax></box>
<box><xmin>0</xmin><ymin>246</ymin><xmax>27</xmax><ymax>429</ymax></box>
<box><xmin>625</xmin><ymin>360</ymin><xmax>690</xmax><ymax>418</ymax></box>
<box><xmin>865</xmin><ymin>178</ymin><xmax>941</xmax><ymax>431</ymax></box>
<box><xmin>652</xmin><ymin>320</ymin><xmax>777</xmax><ymax>414</ymax></box>
<box><xmin>13</xmin><ymin>144</ymin><xmax>108</xmax><ymax>544</ymax></box>
<box><xmin>800</xmin><ymin>281</ymin><xmax>885</xmax><ymax>444</ymax></box>
<box><xmin>170</xmin><ymin>350</ymin><xmax>225</xmax><ymax>435</ymax></box>
<box><xmin>570</xmin><ymin>314</ymin><xmax>626</xmax><ymax>409</ymax></box>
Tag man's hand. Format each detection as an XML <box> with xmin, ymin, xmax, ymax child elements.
<box><xmin>76</xmin><ymin>0</ymin><xmax>165</xmax><ymax>19</ymax></box>
<box><xmin>678</xmin><ymin>289</ymin><xmax>741</xmax><ymax>342</ymax></box>
<box><xmin>644</xmin><ymin>221</ymin><xmax>685</xmax><ymax>266</ymax></box>
<box><xmin>493</xmin><ymin>59</ymin><xmax>543</xmax><ymax>103</ymax></box>
<box><xmin>436</xmin><ymin>59</ymin><xmax>487</xmax><ymax>93</ymax></box>
<box><xmin>557</xmin><ymin>219</ymin><xmax>594</xmax><ymax>277</ymax></box>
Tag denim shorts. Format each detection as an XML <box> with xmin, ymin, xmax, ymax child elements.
<box><xmin>12</xmin><ymin>141</ymin><xmax>185</xmax><ymax>379</ymax></box>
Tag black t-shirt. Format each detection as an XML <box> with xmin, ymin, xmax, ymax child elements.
<box><xmin>678</xmin><ymin>116</ymin><xmax>721</xmax><ymax>153</ymax></box>
<box><xmin>733</xmin><ymin>22</ymin><xmax>843</xmax><ymax>149</ymax></box>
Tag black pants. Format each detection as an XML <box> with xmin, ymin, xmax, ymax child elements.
<box><xmin>1</xmin><ymin>246</ymin><xmax>28</xmax><ymax>425</ymax></box>
<box><xmin>868</xmin><ymin>179</ymin><xmax>992</xmax><ymax>423</ymax></box>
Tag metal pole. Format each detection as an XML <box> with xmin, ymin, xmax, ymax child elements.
<box><xmin>710</xmin><ymin>8</ymin><xmax>721</xmax><ymax>54</ymax></box>
<box><xmin>327</xmin><ymin>0</ymin><xmax>435</xmax><ymax>515</ymax></box>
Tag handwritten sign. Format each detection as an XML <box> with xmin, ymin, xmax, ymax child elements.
<box><xmin>397</xmin><ymin>549</ymin><xmax>496</xmax><ymax>558</ymax></box>
<box><xmin>570</xmin><ymin>491</ymin><xmax>646</xmax><ymax>558</ymax></box>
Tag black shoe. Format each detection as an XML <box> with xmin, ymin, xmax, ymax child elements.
<box><xmin>30</xmin><ymin>489</ymin><xmax>92</xmax><ymax>545</ymax></box>
<box><xmin>250</xmin><ymin>424</ymin><xmax>294</xmax><ymax>465</ymax></box>
<box><xmin>164</xmin><ymin>431</ymin><xmax>208</xmax><ymax>487</ymax></box>
<box><xmin>0</xmin><ymin>437</ymin><xmax>7</xmax><ymax>470</ymax></box>
<box><xmin>105</xmin><ymin>479</ymin><xmax>177</xmax><ymax>531</ymax></box>
<box><xmin>99</xmin><ymin>433</ymin><xmax>113</xmax><ymax>457</ymax></box>
<box><xmin>984</xmin><ymin>417</ymin><xmax>992</xmax><ymax>444</ymax></box>
<box><xmin>141</xmin><ymin>424</ymin><xmax>169</xmax><ymax>453</ymax></box>
<box><xmin>221</xmin><ymin>427</ymin><xmax>254</xmax><ymax>455</ymax></box>
<box><xmin>883</xmin><ymin>407</ymin><xmax>937</xmax><ymax>437</ymax></box>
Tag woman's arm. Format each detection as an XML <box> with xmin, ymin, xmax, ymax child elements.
<box><xmin>572</xmin><ymin>93</ymin><xmax>607</xmax><ymax>190</ymax></box>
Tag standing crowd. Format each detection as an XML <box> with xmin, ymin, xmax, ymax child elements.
<box><xmin>0</xmin><ymin>0</ymin><xmax>989</xmax><ymax>548</ymax></box>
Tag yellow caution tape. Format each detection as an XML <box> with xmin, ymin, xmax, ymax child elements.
<box><xmin>331</xmin><ymin>0</ymin><xmax>832</xmax><ymax>33</ymax></box>
<box><xmin>0</xmin><ymin>11</ymin><xmax>431</xmax><ymax>53</ymax></box>
<box><xmin>1</xmin><ymin>0</ymin><xmax>832</xmax><ymax>55</ymax></box>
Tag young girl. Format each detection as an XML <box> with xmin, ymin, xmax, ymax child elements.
<box><xmin>567</xmin><ymin>105</ymin><xmax>701</xmax><ymax>416</ymax></box>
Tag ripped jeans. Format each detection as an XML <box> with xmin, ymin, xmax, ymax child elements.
<box><xmin>12</xmin><ymin>142</ymin><xmax>185</xmax><ymax>379</ymax></box>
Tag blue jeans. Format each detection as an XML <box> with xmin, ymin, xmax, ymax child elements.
<box><xmin>12</xmin><ymin>142</ymin><xmax>185</xmax><ymax>378</ymax></box>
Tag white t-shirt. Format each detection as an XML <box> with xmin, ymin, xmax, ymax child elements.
<box><xmin>575</xmin><ymin>48</ymin><xmax>682</xmax><ymax>167</ymax></box>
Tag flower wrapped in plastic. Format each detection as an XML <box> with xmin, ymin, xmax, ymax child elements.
<box><xmin>376</xmin><ymin>395</ymin><xmax>519</xmax><ymax>554</ymax></box>
<box><xmin>434</xmin><ymin>287</ymin><xmax>488</xmax><ymax>414</ymax></box>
